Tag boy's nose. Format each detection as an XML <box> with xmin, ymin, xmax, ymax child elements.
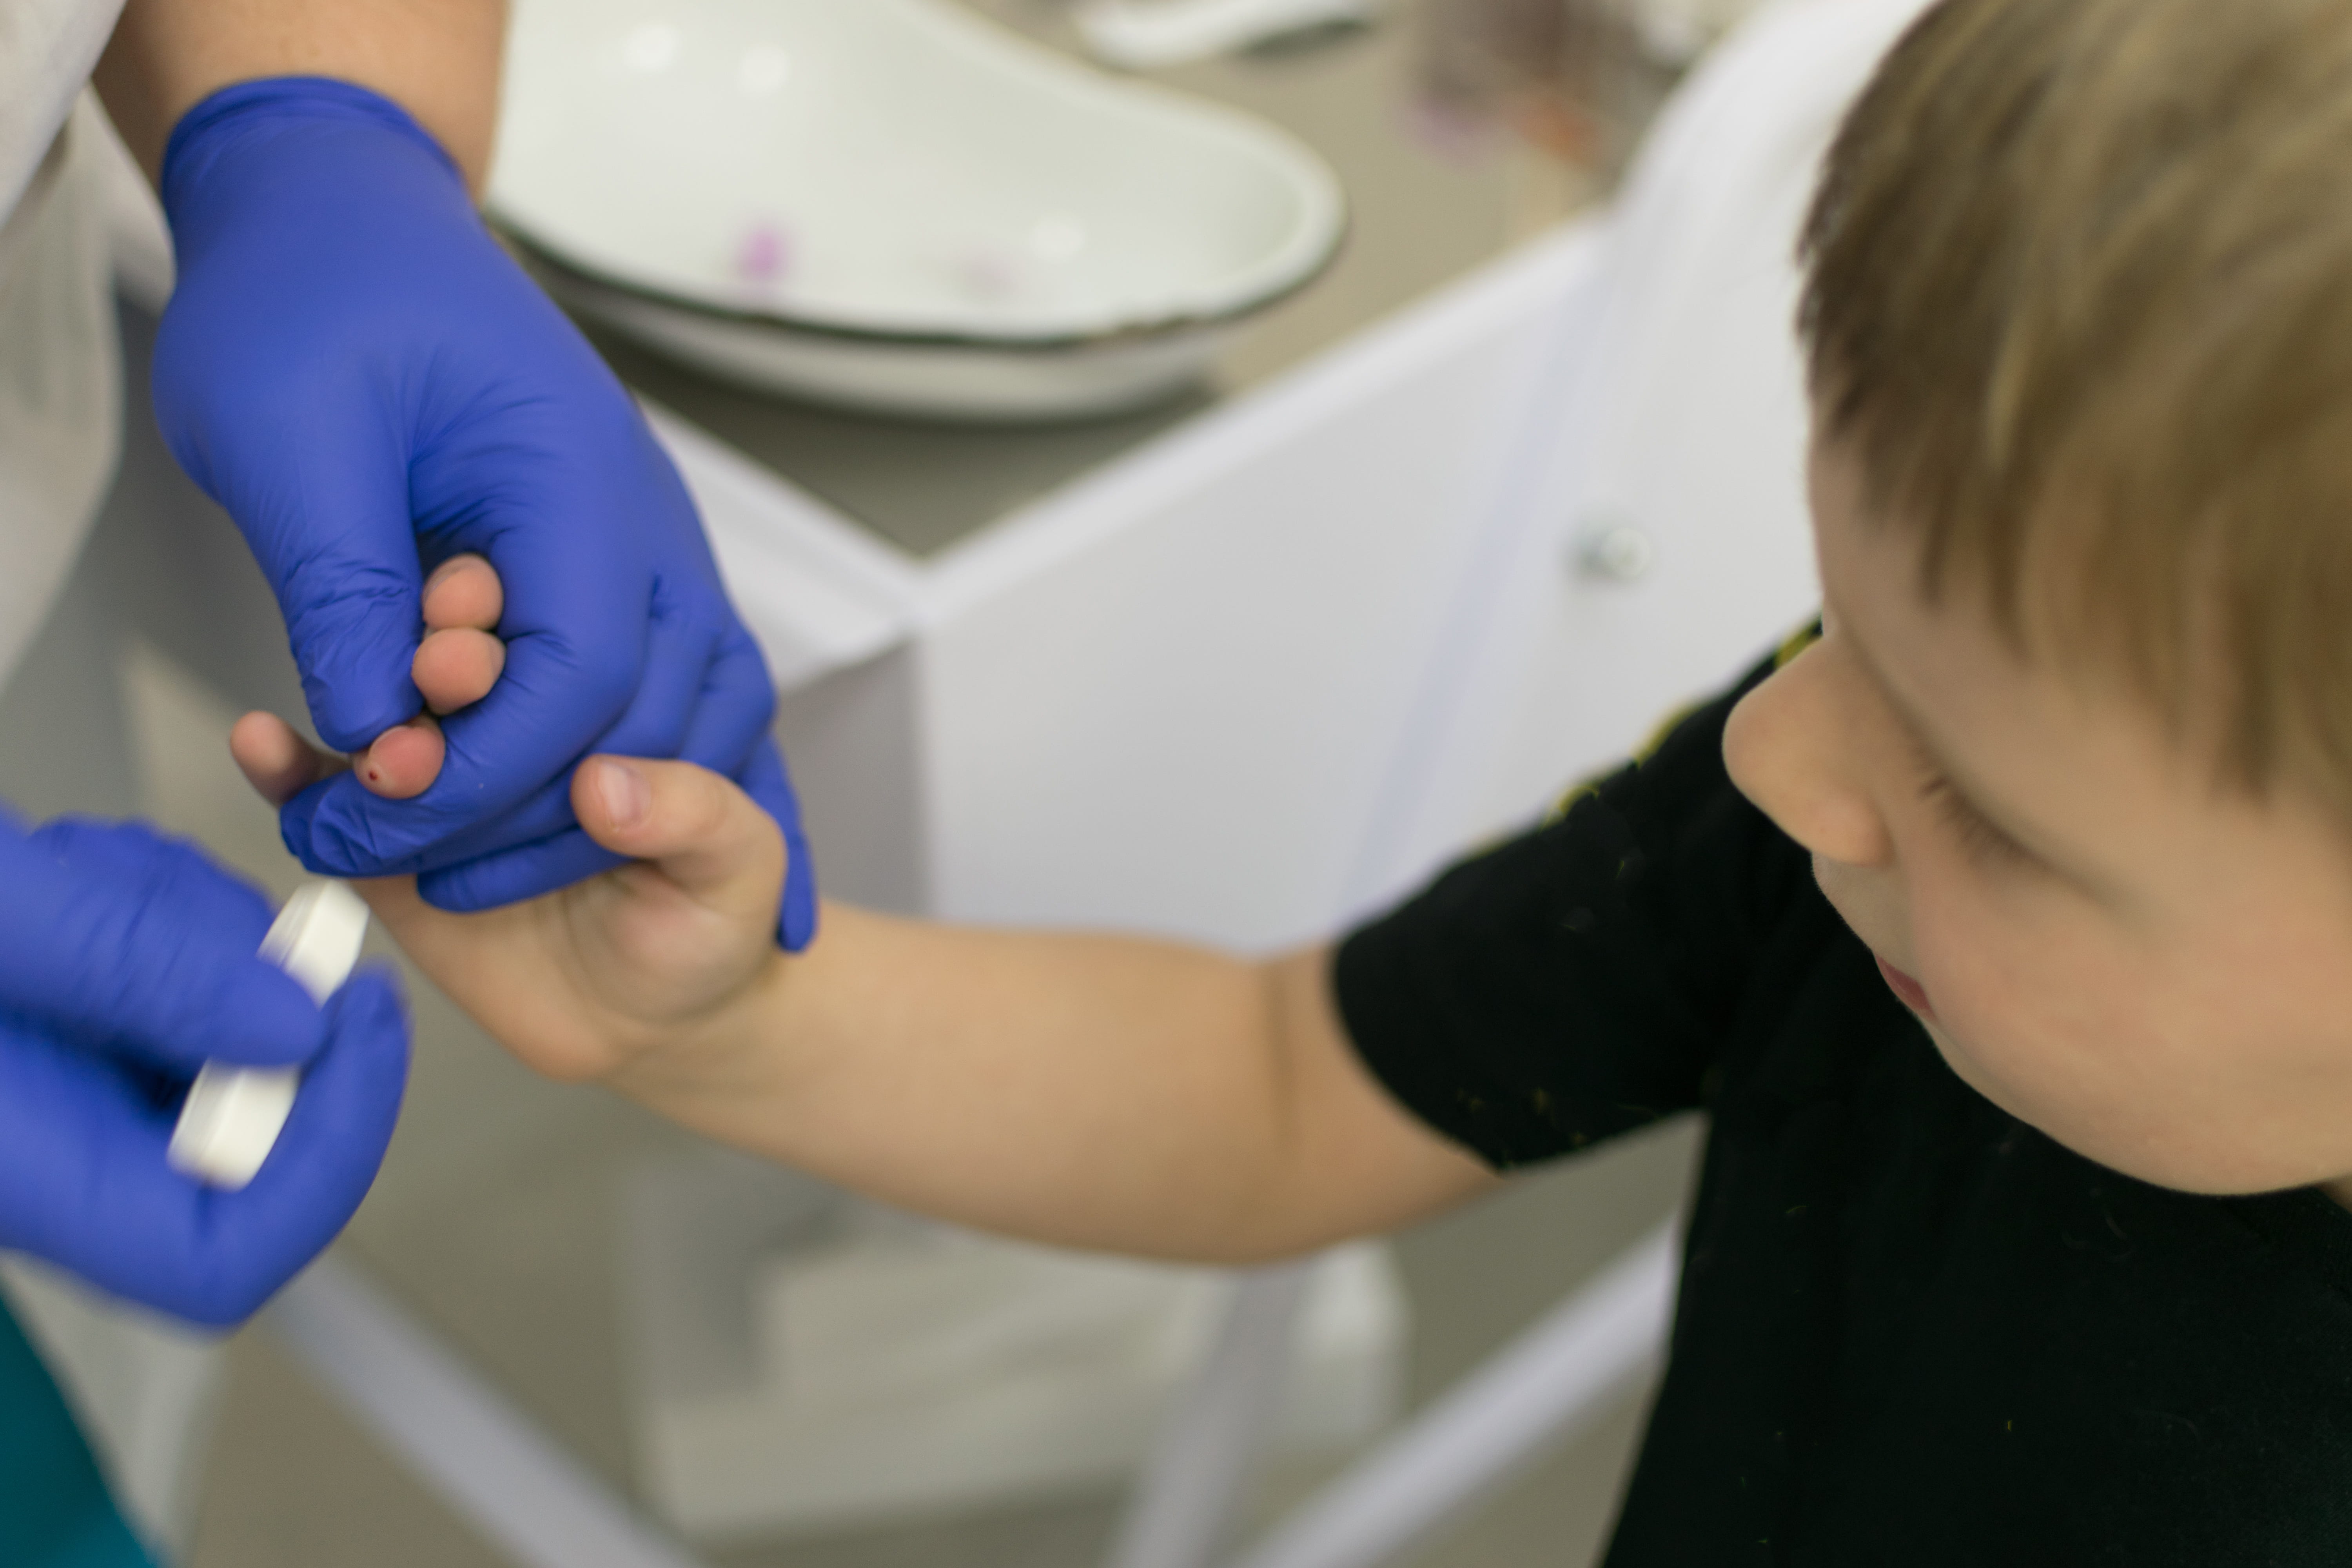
<box><xmin>1723</xmin><ymin>641</ymin><xmax>1895</xmax><ymax>871</ymax></box>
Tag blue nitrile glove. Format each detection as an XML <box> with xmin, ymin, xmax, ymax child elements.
<box><xmin>152</xmin><ymin>78</ymin><xmax>817</xmax><ymax>950</ymax></box>
<box><xmin>0</xmin><ymin>815</ymin><xmax>408</xmax><ymax>1327</ymax></box>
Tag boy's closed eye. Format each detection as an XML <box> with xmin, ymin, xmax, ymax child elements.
<box><xmin>1862</xmin><ymin>641</ymin><xmax>2054</xmax><ymax>878</ymax></box>
<box><xmin>1916</xmin><ymin>766</ymin><xmax>2040</xmax><ymax>871</ymax></box>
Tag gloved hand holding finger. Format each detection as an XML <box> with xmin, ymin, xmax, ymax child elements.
<box><xmin>156</xmin><ymin>78</ymin><xmax>820</xmax><ymax>947</ymax></box>
<box><xmin>412</xmin><ymin>679</ymin><xmax>813</xmax><ymax>944</ymax></box>
<box><xmin>272</xmin><ymin>569</ymin><xmax>712</xmax><ymax>883</ymax></box>
<box><xmin>261</xmin><ymin>554</ymin><xmax>507</xmax><ymax>806</ymax></box>
<box><xmin>343</xmin><ymin>553</ymin><xmax>509</xmax><ymax>800</ymax></box>
<box><xmin>252</xmin><ymin>550</ymin><xmax>818</xmax><ymax>949</ymax></box>
<box><xmin>405</xmin><ymin>603</ymin><xmax>746</xmax><ymax>911</ymax></box>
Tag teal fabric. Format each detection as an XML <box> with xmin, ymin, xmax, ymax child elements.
<box><xmin>0</xmin><ymin>1295</ymin><xmax>154</xmax><ymax>1568</ymax></box>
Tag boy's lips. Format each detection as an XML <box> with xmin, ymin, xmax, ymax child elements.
<box><xmin>1875</xmin><ymin>955</ymin><xmax>1936</xmax><ymax>1020</ymax></box>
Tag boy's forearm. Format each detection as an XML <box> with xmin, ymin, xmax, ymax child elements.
<box><xmin>611</xmin><ymin>906</ymin><xmax>1494</xmax><ymax>1263</ymax></box>
<box><xmin>96</xmin><ymin>0</ymin><xmax>506</xmax><ymax>190</ymax></box>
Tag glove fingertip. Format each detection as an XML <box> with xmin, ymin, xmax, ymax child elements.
<box><xmin>279</xmin><ymin>777</ymin><xmax>412</xmax><ymax>880</ymax></box>
<box><xmin>328</xmin><ymin>968</ymin><xmax>411</xmax><ymax>1051</ymax></box>
<box><xmin>413</xmin><ymin>862</ymin><xmax>494</xmax><ymax>914</ymax></box>
<box><xmin>293</xmin><ymin>618</ymin><xmax>429</xmax><ymax>757</ymax></box>
<box><xmin>739</xmin><ymin>738</ymin><xmax>818</xmax><ymax>952</ymax></box>
<box><xmin>220</xmin><ymin>962</ymin><xmax>334</xmax><ymax>1069</ymax></box>
<box><xmin>274</xmin><ymin>785</ymin><xmax>327</xmax><ymax>868</ymax></box>
<box><xmin>417</xmin><ymin>838</ymin><xmax>626</xmax><ymax>913</ymax></box>
<box><xmin>297</xmin><ymin>971</ymin><xmax>410</xmax><ymax>1191</ymax></box>
<box><xmin>779</xmin><ymin>824</ymin><xmax>818</xmax><ymax>953</ymax></box>
<box><xmin>176</xmin><ymin>1273</ymin><xmax>276</xmax><ymax>1332</ymax></box>
<box><xmin>225</xmin><ymin>970</ymin><xmax>408</xmax><ymax>1260</ymax></box>
<box><xmin>303</xmin><ymin>675</ymin><xmax>425</xmax><ymax>759</ymax></box>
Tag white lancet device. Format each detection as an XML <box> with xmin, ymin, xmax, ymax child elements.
<box><xmin>167</xmin><ymin>880</ymin><xmax>371</xmax><ymax>1192</ymax></box>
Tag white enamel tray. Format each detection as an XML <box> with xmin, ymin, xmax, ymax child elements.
<box><xmin>490</xmin><ymin>0</ymin><xmax>1348</xmax><ymax>422</ymax></box>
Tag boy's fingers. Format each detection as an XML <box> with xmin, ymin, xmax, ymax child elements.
<box><xmin>414</xmin><ymin>627</ymin><xmax>506</xmax><ymax>715</ymax></box>
<box><xmin>356</xmin><ymin>715</ymin><xmax>445</xmax><ymax>800</ymax></box>
<box><xmin>416</xmin><ymin>555</ymin><xmax>507</xmax><ymax>715</ymax></box>
<box><xmin>235</xmin><ymin>707</ymin><xmax>445</xmax><ymax>802</ymax></box>
<box><xmin>572</xmin><ymin>756</ymin><xmax>785</xmax><ymax>912</ymax></box>
<box><xmin>422</xmin><ymin>554</ymin><xmax>503</xmax><ymax>633</ymax></box>
<box><xmin>230</xmin><ymin>711</ymin><xmax>351</xmax><ymax>807</ymax></box>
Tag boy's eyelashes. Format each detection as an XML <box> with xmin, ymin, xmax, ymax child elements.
<box><xmin>1917</xmin><ymin>769</ymin><xmax>2038</xmax><ymax>871</ymax></box>
<box><xmin>1878</xmin><ymin>696</ymin><xmax>2044</xmax><ymax>874</ymax></box>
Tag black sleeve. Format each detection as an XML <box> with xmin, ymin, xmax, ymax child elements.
<box><xmin>1334</xmin><ymin>649</ymin><xmax>1816</xmax><ymax>1171</ymax></box>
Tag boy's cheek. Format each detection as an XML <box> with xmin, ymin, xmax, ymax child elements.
<box><xmin>1828</xmin><ymin>856</ymin><xmax>2086</xmax><ymax>1141</ymax></box>
<box><xmin>1902</xmin><ymin>901</ymin><xmax>2240</xmax><ymax>1192</ymax></box>
<box><xmin>1802</xmin><ymin>801</ymin><xmax>2287</xmax><ymax>1192</ymax></box>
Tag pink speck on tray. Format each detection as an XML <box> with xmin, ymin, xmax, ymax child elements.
<box><xmin>736</xmin><ymin>221</ymin><xmax>795</xmax><ymax>287</ymax></box>
<box><xmin>955</xmin><ymin>245</ymin><xmax>1027</xmax><ymax>304</ymax></box>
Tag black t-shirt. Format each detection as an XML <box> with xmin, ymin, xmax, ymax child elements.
<box><xmin>1334</xmin><ymin>650</ymin><xmax>2352</xmax><ymax>1565</ymax></box>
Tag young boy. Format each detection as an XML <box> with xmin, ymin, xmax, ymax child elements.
<box><xmin>234</xmin><ymin>0</ymin><xmax>2352</xmax><ymax>1556</ymax></box>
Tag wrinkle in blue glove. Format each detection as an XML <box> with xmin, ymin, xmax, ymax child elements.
<box><xmin>0</xmin><ymin>818</ymin><xmax>409</xmax><ymax>1326</ymax></box>
<box><xmin>154</xmin><ymin>78</ymin><xmax>816</xmax><ymax>950</ymax></box>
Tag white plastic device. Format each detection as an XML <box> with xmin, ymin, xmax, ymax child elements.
<box><xmin>166</xmin><ymin>881</ymin><xmax>371</xmax><ymax>1192</ymax></box>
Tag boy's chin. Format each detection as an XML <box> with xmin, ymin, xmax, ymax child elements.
<box><xmin>1922</xmin><ymin>1020</ymin><xmax>2340</xmax><ymax>1197</ymax></box>
<box><xmin>1911</xmin><ymin>1018</ymin><xmax>2158</xmax><ymax>1183</ymax></box>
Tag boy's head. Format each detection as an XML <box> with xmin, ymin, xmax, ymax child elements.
<box><xmin>1724</xmin><ymin>0</ymin><xmax>2352</xmax><ymax>1201</ymax></box>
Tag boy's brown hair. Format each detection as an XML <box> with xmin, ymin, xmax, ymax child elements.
<box><xmin>1800</xmin><ymin>0</ymin><xmax>2352</xmax><ymax>808</ymax></box>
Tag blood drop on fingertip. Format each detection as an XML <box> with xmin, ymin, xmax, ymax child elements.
<box><xmin>167</xmin><ymin>882</ymin><xmax>371</xmax><ymax>1191</ymax></box>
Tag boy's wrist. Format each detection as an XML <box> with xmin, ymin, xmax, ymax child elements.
<box><xmin>601</xmin><ymin>938</ymin><xmax>802</xmax><ymax>1109</ymax></box>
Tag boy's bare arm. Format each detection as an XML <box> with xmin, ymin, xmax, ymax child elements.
<box><xmin>623</xmin><ymin>913</ymin><xmax>1499</xmax><ymax>1263</ymax></box>
<box><xmin>240</xmin><ymin>559</ymin><xmax>1494</xmax><ymax>1262</ymax></box>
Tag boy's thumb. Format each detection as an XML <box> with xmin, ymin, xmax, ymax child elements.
<box><xmin>572</xmin><ymin>756</ymin><xmax>786</xmax><ymax>914</ymax></box>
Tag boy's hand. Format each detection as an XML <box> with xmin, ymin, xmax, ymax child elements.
<box><xmin>230</xmin><ymin>557</ymin><xmax>787</xmax><ymax>1084</ymax></box>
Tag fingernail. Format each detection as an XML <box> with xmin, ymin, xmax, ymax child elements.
<box><xmin>592</xmin><ymin>758</ymin><xmax>651</xmax><ymax>829</ymax></box>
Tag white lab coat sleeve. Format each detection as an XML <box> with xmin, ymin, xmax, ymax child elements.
<box><xmin>0</xmin><ymin>94</ymin><xmax>123</xmax><ymax>688</ymax></box>
<box><xmin>0</xmin><ymin>0</ymin><xmax>134</xmax><ymax>690</ymax></box>
<box><xmin>0</xmin><ymin>0</ymin><xmax>123</xmax><ymax>227</ymax></box>
<box><xmin>0</xmin><ymin>15</ymin><xmax>218</xmax><ymax>1559</ymax></box>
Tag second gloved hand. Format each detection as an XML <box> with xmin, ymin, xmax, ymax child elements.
<box><xmin>0</xmin><ymin>815</ymin><xmax>408</xmax><ymax>1325</ymax></box>
<box><xmin>152</xmin><ymin>78</ymin><xmax>815</xmax><ymax>949</ymax></box>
